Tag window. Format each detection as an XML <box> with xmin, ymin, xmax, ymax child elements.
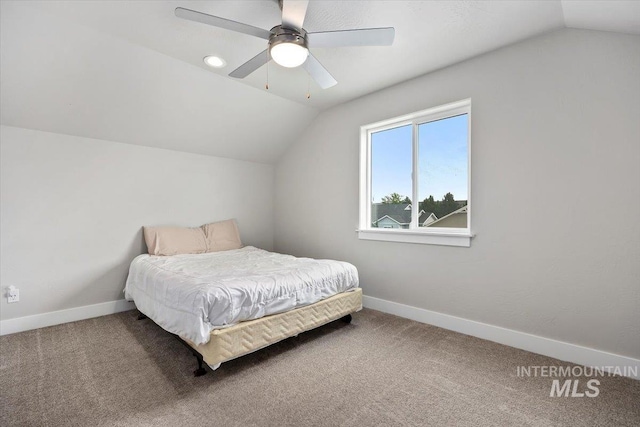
<box><xmin>359</xmin><ymin>99</ymin><xmax>472</xmax><ymax>247</ymax></box>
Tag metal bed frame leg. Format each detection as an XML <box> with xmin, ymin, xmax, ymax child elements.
<box><xmin>193</xmin><ymin>352</ymin><xmax>207</xmax><ymax>377</ymax></box>
<box><xmin>137</xmin><ymin>312</ymin><xmax>208</xmax><ymax>377</ymax></box>
<box><xmin>340</xmin><ymin>314</ymin><xmax>352</xmax><ymax>324</ymax></box>
<box><xmin>173</xmin><ymin>334</ymin><xmax>209</xmax><ymax>377</ymax></box>
<box><xmin>179</xmin><ymin>339</ymin><xmax>209</xmax><ymax>377</ymax></box>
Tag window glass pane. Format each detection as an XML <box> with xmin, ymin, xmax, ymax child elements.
<box><xmin>418</xmin><ymin>114</ymin><xmax>468</xmax><ymax>228</ymax></box>
<box><xmin>370</xmin><ymin>124</ymin><xmax>413</xmax><ymax>229</ymax></box>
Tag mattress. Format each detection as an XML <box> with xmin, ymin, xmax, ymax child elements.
<box><xmin>124</xmin><ymin>246</ymin><xmax>359</xmax><ymax>345</ymax></box>
<box><xmin>188</xmin><ymin>288</ymin><xmax>363</xmax><ymax>369</ymax></box>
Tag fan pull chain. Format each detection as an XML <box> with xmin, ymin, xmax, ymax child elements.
<box><xmin>306</xmin><ymin>73</ymin><xmax>311</xmax><ymax>99</ymax></box>
<box><xmin>265</xmin><ymin>50</ymin><xmax>269</xmax><ymax>90</ymax></box>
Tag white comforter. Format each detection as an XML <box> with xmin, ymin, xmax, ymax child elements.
<box><xmin>124</xmin><ymin>246</ymin><xmax>359</xmax><ymax>345</ymax></box>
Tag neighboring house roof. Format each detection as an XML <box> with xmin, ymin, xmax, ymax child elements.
<box><xmin>374</xmin><ymin>215</ymin><xmax>403</xmax><ymax>226</ymax></box>
<box><xmin>426</xmin><ymin>205</ymin><xmax>468</xmax><ymax>228</ymax></box>
<box><xmin>372</xmin><ymin>203</ymin><xmax>435</xmax><ymax>226</ymax></box>
<box><xmin>422</xmin><ymin>212</ymin><xmax>438</xmax><ymax>226</ymax></box>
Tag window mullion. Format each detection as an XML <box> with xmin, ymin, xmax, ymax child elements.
<box><xmin>411</xmin><ymin>122</ymin><xmax>419</xmax><ymax>230</ymax></box>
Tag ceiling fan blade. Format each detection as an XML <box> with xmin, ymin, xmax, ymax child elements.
<box><xmin>229</xmin><ymin>49</ymin><xmax>271</xmax><ymax>79</ymax></box>
<box><xmin>302</xmin><ymin>54</ymin><xmax>337</xmax><ymax>89</ymax></box>
<box><xmin>175</xmin><ymin>7</ymin><xmax>272</xmax><ymax>40</ymax></box>
<box><xmin>308</xmin><ymin>27</ymin><xmax>395</xmax><ymax>48</ymax></box>
<box><xmin>281</xmin><ymin>0</ymin><xmax>309</xmax><ymax>30</ymax></box>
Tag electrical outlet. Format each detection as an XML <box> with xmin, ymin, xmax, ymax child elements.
<box><xmin>7</xmin><ymin>286</ymin><xmax>19</xmax><ymax>303</ymax></box>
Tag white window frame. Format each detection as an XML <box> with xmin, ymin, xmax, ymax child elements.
<box><xmin>358</xmin><ymin>99</ymin><xmax>473</xmax><ymax>247</ymax></box>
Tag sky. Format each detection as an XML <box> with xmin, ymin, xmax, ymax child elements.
<box><xmin>371</xmin><ymin>114</ymin><xmax>468</xmax><ymax>203</ymax></box>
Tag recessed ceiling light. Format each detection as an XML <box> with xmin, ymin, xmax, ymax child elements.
<box><xmin>203</xmin><ymin>55</ymin><xmax>226</xmax><ymax>68</ymax></box>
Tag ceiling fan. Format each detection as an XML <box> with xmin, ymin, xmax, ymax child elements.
<box><xmin>175</xmin><ymin>0</ymin><xmax>395</xmax><ymax>89</ymax></box>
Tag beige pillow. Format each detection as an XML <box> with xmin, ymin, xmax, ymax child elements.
<box><xmin>143</xmin><ymin>226</ymin><xmax>207</xmax><ymax>256</ymax></box>
<box><xmin>201</xmin><ymin>219</ymin><xmax>242</xmax><ymax>252</ymax></box>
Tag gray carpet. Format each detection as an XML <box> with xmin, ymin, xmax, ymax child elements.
<box><xmin>1</xmin><ymin>308</ymin><xmax>638</xmax><ymax>426</ymax></box>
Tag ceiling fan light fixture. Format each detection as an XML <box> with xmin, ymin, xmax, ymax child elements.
<box><xmin>175</xmin><ymin>6</ymin><xmax>394</xmax><ymax>89</ymax></box>
<box><xmin>203</xmin><ymin>55</ymin><xmax>226</xmax><ymax>68</ymax></box>
<box><xmin>269</xmin><ymin>26</ymin><xmax>309</xmax><ymax>68</ymax></box>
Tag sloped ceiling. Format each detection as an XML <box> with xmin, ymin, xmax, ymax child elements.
<box><xmin>1</xmin><ymin>1</ymin><xmax>638</xmax><ymax>163</ymax></box>
<box><xmin>562</xmin><ymin>0</ymin><xmax>640</xmax><ymax>34</ymax></box>
<box><xmin>0</xmin><ymin>1</ymin><xmax>318</xmax><ymax>163</ymax></box>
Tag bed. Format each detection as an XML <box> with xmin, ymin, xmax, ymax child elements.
<box><xmin>124</xmin><ymin>236</ymin><xmax>361</xmax><ymax>375</ymax></box>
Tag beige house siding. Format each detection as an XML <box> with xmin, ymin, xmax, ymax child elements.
<box><xmin>427</xmin><ymin>212</ymin><xmax>467</xmax><ymax>228</ymax></box>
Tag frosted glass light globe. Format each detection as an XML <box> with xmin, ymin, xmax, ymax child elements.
<box><xmin>270</xmin><ymin>42</ymin><xmax>309</xmax><ymax>68</ymax></box>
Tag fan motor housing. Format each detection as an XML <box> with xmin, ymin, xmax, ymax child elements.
<box><xmin>269</xmin><ymin>25</ymin><xmax>308</xmax><ymax>50</ymax></box>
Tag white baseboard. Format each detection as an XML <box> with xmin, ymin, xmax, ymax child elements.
<box><xmin>0</xmin><ymin>299</ymin><xmax>136</xmax><ymax>336</ymax></box>
<box><xmin>363</xmin><ymin>295</ymin><xmax>640</xmax><ymax>380</ymax></box>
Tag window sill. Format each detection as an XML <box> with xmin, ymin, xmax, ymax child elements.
<box><xmin>357</xmin><ymin>229</ymin><xmax>472</xmax><ymax>247</ymax></box>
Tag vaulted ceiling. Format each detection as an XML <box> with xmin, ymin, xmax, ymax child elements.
<box><xmin>1</xmin><ymin>1</ymin><xmax>638</xmax><ymax>163</ymax></box>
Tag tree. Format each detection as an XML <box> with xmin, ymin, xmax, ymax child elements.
<box><xmin>381</xmin><ymin>192</ymin><xmax>410</xmax><ymax>204</ymax></box>
<box><xmin>420</xmin><ymin>195</ymin><xmax>437</xmax><ymax>215</ymax></box>
<box><xmin>420</xmin><ymin>193</ymin><xmax>459</xmax><ymax>218</ymax></box>
<box><xmin>440</xmin><ymin>192</ymin><xmax>458</xmax><ymax>217</ymax></box>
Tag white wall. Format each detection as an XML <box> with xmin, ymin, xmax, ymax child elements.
<box><xmin>1</xmin><ymin>125</ymin><xmax>274</xmax><ymax>321</ymax></box>
<box><xmin>274</xmin><ymin>29</ymin><xmax>640</xmax><ymax>359</ymax></box>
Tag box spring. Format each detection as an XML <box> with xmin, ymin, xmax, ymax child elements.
<box><xmin>185</xmin><ymin>288</ymin><xmax>363</xmax><ymax>369</ymax></box>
